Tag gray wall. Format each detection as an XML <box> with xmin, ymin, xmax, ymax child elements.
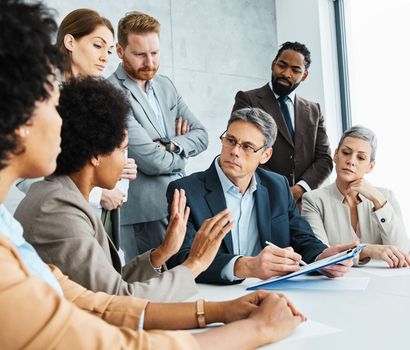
<box><xmin>5</xmin><ymin>0</ymin><xmax>278</xmax><ymax>213</ymax></box>
<box><xmin>45</xmin><ymin>0</ymin><xmax>278</xmax><ymax>173</ymax></box>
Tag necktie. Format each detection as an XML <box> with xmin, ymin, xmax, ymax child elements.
<box><xmin>278</xmin><ymin>95</ymin><xmax>294</xmax><ymax>141</ymax></box>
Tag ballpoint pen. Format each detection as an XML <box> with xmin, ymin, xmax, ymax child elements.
<box><xmin>265</xmin><ymin>240</ymin><xmax>307</xmax><ymax>266</ymax></box>
<box><xmin>265</xmin><ymin>242</ymin><xmax>334</xmax><ymax>279</ymax></box>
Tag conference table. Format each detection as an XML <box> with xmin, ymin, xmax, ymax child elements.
<box><xmin>191</xmin><ymin>261</ymin><xmax>410</xmax><ymax>349</ymax></box>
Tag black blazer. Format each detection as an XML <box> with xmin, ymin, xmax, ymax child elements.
<box><xmin>167</xmin><ymin>161</ymin><xmax>327</xmax><ymax>284</ymax></box>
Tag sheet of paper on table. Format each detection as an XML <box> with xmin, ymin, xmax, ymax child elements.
<box><xmin>274</xmin><ymin>320</ymin><xmax>342</xmax><ymax>345</ymax></box>
<box><xmin>355</xmin><ymin>259</ymin><xmax>410</xmax><ymax>277</ymax></box>
<box><xmin>190</xmin><ymin>320</ymin><xmax>342</xmax><ymax>345</ymax></box>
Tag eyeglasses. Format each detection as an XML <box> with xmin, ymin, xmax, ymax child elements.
<box><xmin>220</xmin><ymin>132</ymin><xmax>266</xmax><ymax>154</ymax></box>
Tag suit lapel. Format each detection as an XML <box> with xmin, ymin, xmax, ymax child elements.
<box><xmin>204</xmin><ymin>162</ymin><xmax>234</xmax><ymax>254</ymax></box>
<box><xmin>294</xmin><ymin>95</ymin><xmax>310</xmax><ymax>149</ymax></box>
<box><xmin>115</xmin><ymin>65</ymin><xmax>163</xmax><ymax>137</ymax></box>
<box><xmin>153</xmin><ymin>78</ymin><xmax>174</xmax><ymax>137</ymax></box>
<box><xmin>256</xmin><ymin>84</ymin><xmax>294</xmax><ymax>147</ymax></box>
<box><xmin>254</xmin><ymin>173</ymin><xmax>271</xmax><ymax>247</ymax></box>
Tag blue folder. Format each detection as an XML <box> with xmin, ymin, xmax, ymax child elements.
<box><xmin>246</xmin><ymin>244</ymin><xmax>366</xmax><ymax>290</ymax></box>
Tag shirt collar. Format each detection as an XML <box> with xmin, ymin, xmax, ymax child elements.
<box><xmin>268</xmin><ymin>81</ymin><xmax>296</xmax><ymax>104</ymax></box>
<box><xmin>214</xmin><ymin>157</ymin><xmax>257</xmax><ymax>195</ymax></box>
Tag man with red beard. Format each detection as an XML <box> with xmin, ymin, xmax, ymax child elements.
<box><xmin>232</xmin><ymin>42</ymin><xmax>332</xmax><ymax>208</ymax></box>
<box><xmin>109</xmin><ymin>12</ymin><xmax>208</xmax><ymax>262</ymax></box>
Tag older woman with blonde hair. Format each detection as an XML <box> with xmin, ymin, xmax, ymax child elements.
<box><xmin>302</xmin><ymin>125</ymin><xmax>410</xmax><ymax>267</ymax></box>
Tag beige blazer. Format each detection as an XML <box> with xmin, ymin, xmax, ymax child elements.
<box><xmin>0</xmin><ymin>234</ymin><xmax>199</xmax><ymax>350</ymax></box>
<box><xmin>302</xmin><ymin>182</ymin><xmax>410</xmax><ymax>253</ymax></box>
<box><xmin>14</xmin><ymin>175</ymin><xmax>197</xmax><ymax>302</ymax></box>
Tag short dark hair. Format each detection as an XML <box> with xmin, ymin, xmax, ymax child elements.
<box><xmin>274</xmin><ymin>41</ymin><xmax>311</xmax><ymax>70</ymax></box>
<box><xmin>228</xmin><ymin>108</ymin><xmax>277</xmax><ymax>148</ymax></box>
<box><xmin>55</xmin><ymin>78</ymin><xmax>130</xmax><ymax>175</ymax></box>
<box><xmin>0</xmin><ymin>0</ymin><xmax>61</xmax><ymax>170</ymax></box>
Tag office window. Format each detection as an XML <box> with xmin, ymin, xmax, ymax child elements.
<box><xmin>343</xmin><ymin>0</ymin><xmax>410</xmax><ymax>231</ymax></box>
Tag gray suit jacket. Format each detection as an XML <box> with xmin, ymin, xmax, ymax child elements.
<box><xmin>302</xmin><ymin>182</ymin><xmax>410</xmax><ymax>253</ymax></box>
<box><xmin>232</xmin><ymin>83</ymin><xmax>332</xmax><ymax>189</ymax></box>
<box><xmin>108</xmin><ymin>65</ymin><xmax>208</xmax><ymax>224</ymax></box>
<box><xmin>14</xmin><ymin>175</ymin><xmax>197</xmax><ymax>302</ymax></box>
<box><xmin>16</xmin><ymin>179</ymin><xmax>121</xmax><ymax>249</ymax></box>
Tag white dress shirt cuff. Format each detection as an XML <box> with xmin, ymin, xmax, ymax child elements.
<box><xmin>171</xmin><ymin>140</ymin><xmax>184</xmax><ymax>155</ymax></box>
<box><xmin>297</xmin><ymin>180</ymin><xmax>311</xmax><ymax>192</ymax></box>
<box><xmin>116</xmin><ymin>179</ymin><xmax>129</xmax><ymax>203</ymax></box>
<box><xmin>220</xmin><ymin>255</ymin><xmax>243</xmax><ymax>282</ymax></box>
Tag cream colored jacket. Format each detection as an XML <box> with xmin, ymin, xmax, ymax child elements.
<box><xmin>302</xmin><ymin>182</ymin><xmax>410</xmax><ymax>253</ymax></box>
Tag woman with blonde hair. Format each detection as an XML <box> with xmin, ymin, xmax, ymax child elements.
<box><xmin>302</xmin><ymin>125</ymin><xmax>410</xmax><ymax>267</ymax></box>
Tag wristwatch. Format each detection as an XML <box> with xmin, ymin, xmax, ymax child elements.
<box><xmin>152</xmin><ymin>265</ymin><xmax>163</xmax><ymax>274</ymax></box>
<box><xmin>159</xmin><ymin>137</ymin><xmax>172</xmax><ymax>152</ymax></box>
<box><xmin>196</xmin><ymin>299</ymin><xmax>207</xmax><ymax>328</ymax></box>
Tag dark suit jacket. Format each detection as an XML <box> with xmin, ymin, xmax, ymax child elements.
<box><xmin>232</xmin><ymin>83</ymin><xmax>332</xmax><ymax>189</ymax></box>
<box><xmin>167</xmin><ymin>161</ymin><xmax>327</xmax><ymax>284</ymax></box>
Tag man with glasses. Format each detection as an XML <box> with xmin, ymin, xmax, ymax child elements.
<box><xmin>167</xmin><ymin>108</ymin><xmax>354</xmax><ymax>284</ymax></box>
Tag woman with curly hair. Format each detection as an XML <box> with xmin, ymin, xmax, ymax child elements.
<box><xmin>16</xmin><ymin>77</ymin><xmax>219</xmax><ymax>301</ymax></box>
<box><xmin>0</xmin><ymin>2</ymin><xmax>303</xmax><ymax>344</ymax></box>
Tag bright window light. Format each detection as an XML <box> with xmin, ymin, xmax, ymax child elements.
<box><xmin>345</xmin><ymin>0</ymin><xmax>410</xmax><ymax>232</ymax></box>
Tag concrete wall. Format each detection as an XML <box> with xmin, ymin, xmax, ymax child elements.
<box><xmin>44</xmin><ymin>0</ymin><xmax>278</xmax><ymax>173</ymax></box>
<box><xmin>4</xmin><ymin>0</ymin><xmax>279</xmax><ymax>212</ymax></box>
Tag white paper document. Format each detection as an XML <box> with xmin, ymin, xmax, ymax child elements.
<box><xmin>275</xmin><ymin>320</ymin><xmax>342</xmax><ymax>345</ymax></box>
<box><xmin>191</xmin><ymin>320</ymin><xmax>342</xmax><ymax>345</ymax></box>
<box><xmin>356</xmin><ymin>260</ymin><xmax>410</xmax><ymax>277</ymax></box>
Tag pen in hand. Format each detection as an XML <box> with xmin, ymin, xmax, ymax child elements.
<box><xmin>265</xmin><ymin>241</ymin><xmax>307</xmax><ymax>266</ymax></box>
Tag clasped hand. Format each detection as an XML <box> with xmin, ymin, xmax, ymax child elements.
<box><xmin>226</xmin><ymin>291</ymin><xmax>306</xmax><ymax>345</ymax></box>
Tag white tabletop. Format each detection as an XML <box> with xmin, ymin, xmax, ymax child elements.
<box><xmin>191</xmin><ymin>261</ymin><xmax>410</xmax><ymax>349</ymax></box>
